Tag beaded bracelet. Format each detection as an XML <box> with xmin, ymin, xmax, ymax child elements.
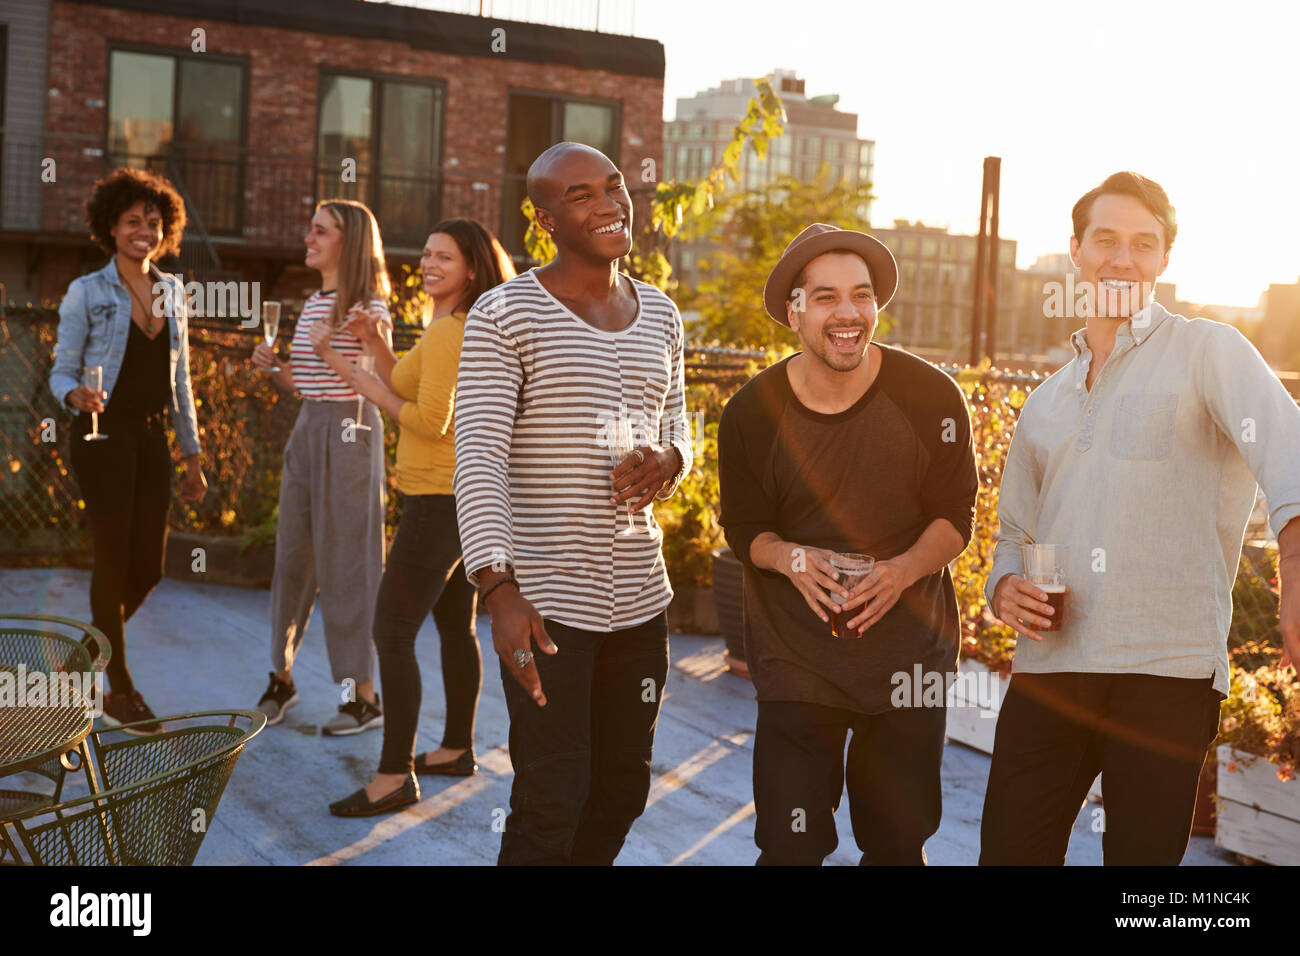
<box><xmin>480</xmin><ymin>576</ymin><xmax>519</xmax><ymax>604</ymax></box>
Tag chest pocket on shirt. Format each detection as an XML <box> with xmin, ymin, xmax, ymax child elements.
<box><xmin>88</xmin><ymin>302</ymin><xmax>115</xmax><ymax>330</ymax></box>
<box><xmin>1110</xmin><ymin>392</ymin><xmax>1178</xmax><ymax>460</ymax></box>
<box><xmin>642</xmin><ymin>376</ymin><xmax>668</xmax><ymax>415</ymax></box>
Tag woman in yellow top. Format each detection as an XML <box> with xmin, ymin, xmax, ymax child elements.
<box><xmin>324</xmin><ymin>219</ymin><xmax>515</xmax><ymax>816</ymax></box>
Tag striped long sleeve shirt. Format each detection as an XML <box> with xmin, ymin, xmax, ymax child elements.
<box><xmin>453</xmin><ymin>269</ymin><xmax>693</xmax><ymax>632</ymax></box>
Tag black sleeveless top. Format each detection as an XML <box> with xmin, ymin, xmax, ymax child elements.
<box><xmin>108</xmin><ymin>320</ymin><xmax>170</xmax><ymax>422</ymax></box>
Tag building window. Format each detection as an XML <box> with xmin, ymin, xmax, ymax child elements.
<box><xmin>317</xmin><ymin>72</ymin><xmax>444</xmax><ymax>248</ymax></box>
<box><xmin>501</xmin><ymin>91</ymin><xmax>620</xmax><ymax>257</ymax></box>
<box><xmin>107</xmin><ymin>47</ymin><xmax>246</xmax><ymax>235</ymax></box>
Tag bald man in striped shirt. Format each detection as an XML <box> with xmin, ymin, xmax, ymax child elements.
<box><xmin>454</xmin><ymin>143</ymin><xmax>692</xmax><ymax>865</ymax></box>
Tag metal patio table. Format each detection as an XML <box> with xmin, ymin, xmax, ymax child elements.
<box><xmin>0</xmin><ymin>615</ymin><xmax>109</xmax><ymax>820</ymax></box>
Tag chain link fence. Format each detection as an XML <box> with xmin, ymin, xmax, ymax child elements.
<box><xmin>0</xmin><ymin>306</ymin><xmax>1287</xmax><ymax>649</ymax></box>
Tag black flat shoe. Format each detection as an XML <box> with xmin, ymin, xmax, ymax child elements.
<box><xmin>413</xmin><ymin>749</ymin><xmax>477</xmax><ymax>776</ymax></box>
<box><xmin>328</xmin><ymin>775</ymin><xmax>419</xmax><ymax>817</ymax></box>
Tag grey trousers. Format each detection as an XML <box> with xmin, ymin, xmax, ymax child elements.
<box><xmin>270</xmin><ymin>399</ymin><xmax>385</xmax><ymax>685</ymax></box>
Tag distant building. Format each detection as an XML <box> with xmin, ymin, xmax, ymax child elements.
<box><xmin>0</xmin><ymin>0</ymin><xmax>665</xmax><ymax>304</ymax></box>
<box><xmin>665</xmin><ymin>68</ymin><xmax>874</xmax><ymax>289</ymax></box>
<box><xmin>872</xmin><ymin>220</ymin><xmax>1026</xmax><ymax>362</ymax></box>
<box><xmin>1258</xmin><ymin>277</ymin><xmax>1300</xmax><ymax>371</ymax></box>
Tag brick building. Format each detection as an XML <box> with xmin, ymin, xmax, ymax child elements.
<box><xmin>0</xmin><ymin>0</ymin><xmax>664</xmax><ymax>305</ymax></box>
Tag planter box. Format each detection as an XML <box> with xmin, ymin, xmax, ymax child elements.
<box><xmin>164</xmin><ymin>531</ymin><xmax>274</xmax><ymax>589</ymax></box>
<box><xmin>667</xmin><ymin>586</ymin><xmax>720</xmax><ymax>635</ymax></box>
<box><xmin>1216</xmin><ymin>744</ymin><xmax>1300</xmax><ymax>865</ymax></box>
<box><xmin>944</xmin><ymin>658</ymin><xmax>1010</xmax><ymax>754</ymax></box>
<box><xmin>711</xmin><ymin>547</ymin><xmax>749</xmax><ymax>678</ymax></box>
<box><xmin>945</xmin><ymin>659</ymin><xmax>1102</xmax><ymax>801</ymax></box>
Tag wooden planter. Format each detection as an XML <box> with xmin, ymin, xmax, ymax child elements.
<box><xmin>944</xmin><ymin>658</ymin><xmax>1010</xmax><ymax>754</ymax></box>
<box><xmin>711</xmin><ymin>547</ymin><xmax>749</xmax><ymax>678</ymax></box>
<box><xmin>164</xmin><ymin>531</ymin><xmax>274</xmax><ymax>589</ymax></box>
<box><xmin>666</xmin><ymin>586</ymin><xmax>719</xmax><ymax>635</ymax></box>
<box><xmin>1216</xmin><ymin>745</ymin><xmax>1300</xmax><ymax>865</ymax></box>
<box><xmin>945</xmin><ymin>658</ymin><xmax>1102</xmax><ymax>801</ymax></box>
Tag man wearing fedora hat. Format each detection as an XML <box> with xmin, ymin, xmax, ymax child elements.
<box><xmin>718</xmin><ymin>223</ymin><xmax>978</xmax><ymax>865</ymax></box>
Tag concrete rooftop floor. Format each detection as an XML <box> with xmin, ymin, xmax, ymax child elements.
<box><xmin>1</xmin><ymin>567</ymin><xmax>1234</xmax><ymax>866</ymax></box>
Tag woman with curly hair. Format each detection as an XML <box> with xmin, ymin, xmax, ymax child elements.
<box><xmin>251</xmin><ymin>199</ymin><xmax>393</xmax><ymax>736</ymax></box>
<box><xmin>327</xmin><ymin>219</ymin><xmax>515</xmax><ymax>816</ymax></box>
<box><xmin>48</xmin><ymin>166</ymin><xmax>207</xmax><ymax>734</ymax></box>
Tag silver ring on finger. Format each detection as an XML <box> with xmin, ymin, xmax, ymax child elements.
<box><xmin>632</xmin><ymin>448</ymin><xmax>645</xmax><ymax>465</ymax></box>
<box><xmin>513</xmin><ymin>648</ymin><xmax>534</xmax><ymax>668</ymax></box>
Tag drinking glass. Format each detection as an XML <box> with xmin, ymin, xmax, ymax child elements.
<box><xmin>352</xmin><ymin>354</ymin><xmax>375</xmax><ymax>432</ymax></box>
<box><xmin>82</xmin><ymin>366</ymin><xmax>108</xmax><ymax>442</ymax></box>
<box><xmin>1020</xmin><ymin>543</ymin><xmax>1069</xmax><ymax>631</ymax></box>
<box><xmin>828</xmin><ymin>552</ymin><xmax>875</xmax><ymax>638</ymax></box>
<box><xmin>261</xmin><ymin>301</ymin><xmax>282</xmax><ymax>371</ymax></box>
<box><xmin>610</xmin><ymin>418</ymin><xmax>640</xmax><ymax>536</ymax></box>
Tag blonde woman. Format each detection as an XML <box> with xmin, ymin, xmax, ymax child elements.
<box><xmin>251</xmin><ymin>199</ymin><xmax>392</xmax><ymax>735</ymax></box>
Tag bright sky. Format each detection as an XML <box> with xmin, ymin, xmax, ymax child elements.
<box><xmin>633</xmin><ymin>0</ymin><xmax>1300</xmax><ymax>308</ymax></box>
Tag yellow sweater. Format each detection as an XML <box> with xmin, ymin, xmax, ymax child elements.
<box><xmin>391</xmin><ymin>311</ymin><xmax>465</xmax><ymax>496</ymax></box>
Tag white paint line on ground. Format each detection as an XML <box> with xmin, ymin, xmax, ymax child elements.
<box><xmin>668</xmin><ymin>800</ymin><xmax>756</xmax><ymax>866</ymax></box>
<box><xmin>305</xmin><ymin>774</ymin><xmax>497</xmax><ymax>866</ymax></box>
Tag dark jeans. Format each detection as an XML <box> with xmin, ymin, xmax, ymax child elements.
<box><xmin>979</xmin><ymin>671</ymin><xmax>1224</xmax><ymax>866</ymax></box>
<box><xmin>68</xmin><ymin>411</ymin><xmax>170</xmax><ymax>696</ymax></box>
<box><xmin>372</xmin><ymin>494</ymin><xmax>480</xmax><ymax>775</ymax></box>
<box><xmin>497</xmin><ymin>610</ymin><xmax>670</xmax><ymax>866</ymax></box>
<box><xmin>753</xmin><ymin>699</ymin><xmax>947</xmax><ymax>865</ymax></box>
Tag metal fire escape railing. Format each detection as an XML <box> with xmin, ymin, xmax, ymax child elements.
<box><xmin>163</xmin><ymin>156</ymin><xmax>227</xmax><ymax>285</ymax></box>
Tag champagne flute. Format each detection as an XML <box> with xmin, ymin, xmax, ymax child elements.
<box><xmin>610</xmin><ymin>417</ymin><xmax>640</xmax><ymax>536</ymax></box>
<box><xmin>353</xmin><ymin>354</ymin><xmax>374</xmax><ymax>432</ymax></box>
<box><xmin>82</xmin><ymin>366</ymin><xmax>108</xmax><ymax>442</ymax></box>
<box><xmin>261</xmin><ymin>301</ymin><xmax>282</xmax><ymax>372</ymax></box>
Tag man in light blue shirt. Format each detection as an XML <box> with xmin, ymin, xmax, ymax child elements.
<box><xmin>981</xmin><ymin>171</ymin><xmax>1300</xmax><ymax>865</ymax></box>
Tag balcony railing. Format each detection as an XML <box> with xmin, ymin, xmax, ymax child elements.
<box><xmin>1</xmin><ymin>130</ymin><xmax>521</xmax><ymax>256</ymax></box>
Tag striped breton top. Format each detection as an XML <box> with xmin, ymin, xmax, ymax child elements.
<box><xmin>454</xmin><ymin>269</ymin><xmax>694</xmax><ymax>632</ymax></box>
<box><xmin>289</xmin><ymin>291</ymin><xmax>392</xmax><ymax>401</ymax></box>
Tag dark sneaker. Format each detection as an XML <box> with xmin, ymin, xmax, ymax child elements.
<box><xmin>255</xmin><ymin>672</ymin><xmax>299</xmax><ymax>726</ymax></box>
<box><xmin>100</xmin><ymin>691</ymin><xmax>163</xmax><ymax>736</ymax></box>
<box><xmin>322</xmin><ymin>695</ymin><xmax>383</xmax><ymax>736</ymax></box>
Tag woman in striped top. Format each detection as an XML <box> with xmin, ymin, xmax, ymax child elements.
<box><xmin>327</xmin><ymin>219</ymin><xmax>516</xmax><ymax>817</ymax></box>
<box><xmin>250</xmin><ymin>199</ymin><xmax>393</xmax><ymax>736</ymax></box>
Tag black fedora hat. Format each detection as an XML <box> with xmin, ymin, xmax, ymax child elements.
<box><xmin>762</xmin><ymin>222</ymin><xmax>898</xmax><ymax>326</ymax></box>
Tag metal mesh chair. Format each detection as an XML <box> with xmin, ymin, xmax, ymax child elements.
<box><xmin>0</xmin><ymin>710</ymin><xmax>265</xmax><ymax>865</ymax></box>
<box><xmin>0</xmin><ymin>615</ymin><xmax>110</xmax><ymax>816</ymax></box>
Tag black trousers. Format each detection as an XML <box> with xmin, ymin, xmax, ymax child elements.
<box><xmin>68</xmin><ymin>411</ymin><xmax>171</xmax><ymax>696</ymax></box>
<box><xmin>979</xmin><ymin>671</ymin><xmax>1223</xmax><ymax>866</ymax></box>
<box><xmin>497</xmin><ymin>610</ymin><xmax>670</xmax><ymax>866</ymax></box>
<box><xmin>372</xmin><ymin>494</ymin><xmax>480</xmax><ymax>774</ymax></box>
<box><xmin>752</xmin><ymin>699</ymin><xmax>947</xmax><ymax>865</ymax></box>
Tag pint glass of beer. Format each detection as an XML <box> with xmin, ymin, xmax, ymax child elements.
<box><xmin>828</xmin><ymin>552</ymin><xmax>875</xmax><ymax>639</ymax></box>
<box><xmin>1020</xmin><ymin>543</ymin><xmax>1068</xmax><ymax>631</ymax></box>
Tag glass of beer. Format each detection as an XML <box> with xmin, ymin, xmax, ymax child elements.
<box><xmin>829</xmin><ymin>552</ymin><xmax>875</xmax><ymax>639</ymax></box>
<box><xmin>1020</xmin><ymin>544</ymin><xmax>1068</xmax><ymax>631</ymax></box>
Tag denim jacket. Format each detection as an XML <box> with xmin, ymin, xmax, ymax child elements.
<box><xmin>49</xmin><ymin>260</ymin><xmax>202</xmax><ymax>457</ymax></box>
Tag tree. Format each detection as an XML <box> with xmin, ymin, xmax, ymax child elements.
<box><xmin>682</xmin><ymin>167</ymin><xmax>894</xmax><ymax>351</ymax></box>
